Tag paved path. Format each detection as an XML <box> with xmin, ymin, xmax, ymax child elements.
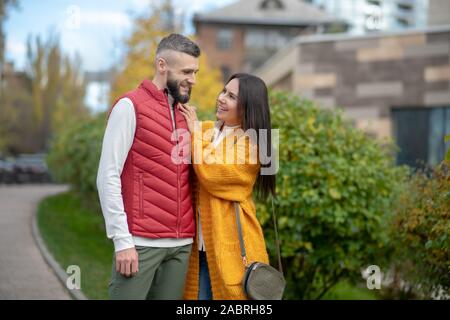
<box><xmin>0</xmin><ymin>184</ymin><xmax>72</xmax><ymax>300</ymax></box>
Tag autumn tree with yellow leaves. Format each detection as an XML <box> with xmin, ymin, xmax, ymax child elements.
<box><xmin>0</xmin><ymin>33</ymin><xmax>88</xmax><ymax>154</ymax></box>
<box><xmin>110</xmin><ymin>0</ymin><xmax>222</xmax><ymax>112</ymax></box>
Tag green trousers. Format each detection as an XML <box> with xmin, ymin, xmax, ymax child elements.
<box><xmin>109</xmin><ymin>244</ymin><xmax>192</xmax><ymax>300</ymax></box>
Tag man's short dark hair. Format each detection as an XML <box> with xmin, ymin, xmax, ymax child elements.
<box><xmin>156</xmin><ymin>33</ymin><xmax>201</xmax><ymax>58</ymax></box>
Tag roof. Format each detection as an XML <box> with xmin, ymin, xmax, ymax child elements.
<box><xmin>193</xmin><ymin>0</ymin><xmax>342</xmax><ymax>27</ymax></box>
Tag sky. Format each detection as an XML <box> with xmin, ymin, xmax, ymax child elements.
<box><xmin>4</xmin><ymin>0</ymin><xmax>235</xmax><ymax>72</ymax></box>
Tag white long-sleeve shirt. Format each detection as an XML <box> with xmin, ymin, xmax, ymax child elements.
<box><xmin>197</xmin><ymin>121</ymin><xmax>241</xmax><ymax>251</ymax></box>
<box><xmin>96</xmin><ymin>97</ymin><xmax>193</xmax><ymax>252</ymax></box>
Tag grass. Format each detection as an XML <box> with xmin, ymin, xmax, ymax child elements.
<box><xmin>322</xmin><ymin>280</ymin><xmax>378</xmax><ymax>300</ymax></box>
<box><xmin>37</xmin><ymin>190</ymin><xmax>379</xmax><ymax>300</ymax></box>
<box><xmin>37</xmin><ymin>191</ymin><xmax>113</xmax><ymax>300</ymax></box>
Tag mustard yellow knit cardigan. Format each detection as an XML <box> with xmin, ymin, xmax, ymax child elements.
<box><xmin>183</xmin><ymin>121</ymin><xmax>269</xmax><ymax>300</ymax></box>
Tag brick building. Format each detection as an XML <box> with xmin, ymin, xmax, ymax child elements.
<box><xmin>193</xmin><ymin>0</ymin><xmax>345</xmax><ymax>81</ymax></box>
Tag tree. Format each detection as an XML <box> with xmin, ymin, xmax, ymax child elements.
<box><xmin>0</xmin><ymin>32</ymin><xmax>89</xmax><ymax>154</ymax></box>
<box><xmin>110</xmin><ymin>0</ymin><xmax>222</xmax><ymax>111</ymax></box>
<box><xmin>26</xmin><ymin>33</ymin><xmax>89</xmax><ymax>152</ymax></box>
<box><xmin>0</xmin><ymin>0</ymin><xmax>19</xmax><ymax>96</ymax></box>
<box><xmin>388</xmin><ymin>161</ymin><xmax>449</xmax><ymax>299</ymax></box>
<box><xmin>0</xmin><ymin>68</ymin><xmax>32</xmax><ymax>153</ymax></box>
<box><xmin>0</xmin><ymin>0</ymin><xmax>19</xmax><ymax>151</ymax></box>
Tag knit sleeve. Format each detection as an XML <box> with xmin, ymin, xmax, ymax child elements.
<box><xmin>191</xmin><ymin>121</ymin><xmax>260</xmax><ymax>202</ymax></box>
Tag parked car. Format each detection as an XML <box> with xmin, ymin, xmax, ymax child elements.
<box><xmin>12</xmin><ymin>154</ymin><xmax>52</xmax><ymax>183</ymax></box>
<box><xmin>0</xmin><ymin>158</ymin><xmax>15</xmax><ymax>184</ymax></box>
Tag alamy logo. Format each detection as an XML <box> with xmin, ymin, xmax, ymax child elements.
<box><xmin>365</xmin><ymin>265</ymin><xmax>381</xmax><ymax>290</ymax></box>
<box><xmin>66</xmin><ymin>265</ymin><xmax>81</xmax><ymax>290</ymax></box>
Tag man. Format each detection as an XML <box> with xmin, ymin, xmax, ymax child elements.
<box><xmin>96</xmin><ymin>34</ymin><xmax>200</xmax><ymax>300</ymax></box>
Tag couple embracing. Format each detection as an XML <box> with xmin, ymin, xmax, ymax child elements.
<box><xmin>96</xmin><ymin>33</ymin><xmax>277</xmax><ymax>300</ymax></box>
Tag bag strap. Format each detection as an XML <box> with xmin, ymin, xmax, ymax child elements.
<box><xmin>233</xmin><ymin>199</ymin><xmax>283</xmax><ymax>275</ymax></box>
<box><xmin>233</xmin><ymin>202</ymin><xmax>248</xmax><ymax>266</ymax></box>
<box><xmin>271</xmin><ymin>197</ymin><xmax>284</xmax><ymax>275</ymax></box>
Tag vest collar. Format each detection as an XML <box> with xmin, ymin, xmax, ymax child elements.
<box><xmin>140</xmin><ymin>79</ymin><xmax>168</xmax><ymax>105</ymax></box>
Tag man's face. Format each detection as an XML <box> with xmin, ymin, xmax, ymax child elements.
<box><xmin>165</xmin><ymin>52</ymin><xmax>199</xmax><ymax>104</ymax></box>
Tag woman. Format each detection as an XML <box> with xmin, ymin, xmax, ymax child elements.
<box><xmin>178</xmin><ymin>73</ymin><xmax>276</xmax><ymax>300</ymax></box>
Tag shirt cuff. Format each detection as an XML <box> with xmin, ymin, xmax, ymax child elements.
<box><xmin>113</xmin><ymin>235</ymin><xmax>135</xmax><ymax>252</ymax></box>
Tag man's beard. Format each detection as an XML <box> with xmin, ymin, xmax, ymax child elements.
<box><xmin>167</xmin><ymin>74</ymin><xmax>192</xmax><ymax>104</ymax></box>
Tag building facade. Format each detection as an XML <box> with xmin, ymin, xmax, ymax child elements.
<box><xmin>305</xmin><ymin>0</ymin><xmax>450</xmax><ymax>34</ymax></box>
<box><xmin>255</xmin><ymin>25</ymin><xmax>450</xmax><ymax>167</ymax></box>
<box><xmin>194</xmin><ymin>0</ymin><xmax>345</xmax><ymax>81</ymax></box>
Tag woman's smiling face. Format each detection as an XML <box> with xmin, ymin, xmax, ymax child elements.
<box><xmin>216</xmin><ymin>78</ymin><xmax>240</xmax><ymax>126</ymax></box>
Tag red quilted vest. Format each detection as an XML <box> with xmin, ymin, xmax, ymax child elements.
<box><xmin>114</xmin><ymin>79</ymin><xmax>195</xmax><ymax>239</ymax></box>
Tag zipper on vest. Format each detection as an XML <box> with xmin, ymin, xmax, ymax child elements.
<box><xmin>165</xmin><ymin>96</ymin><xmax>181</xmax><ymax>238</ymax></box>
<box><xmin>174</xmin><ymin>109</ymin><xmax>181</xmax><ymax>238</ymax></box>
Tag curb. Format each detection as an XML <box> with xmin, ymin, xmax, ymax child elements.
<box><xmin>31</xmin><ymin>202</ymin><xmax>88</xmax><ymax>300</ymax></box>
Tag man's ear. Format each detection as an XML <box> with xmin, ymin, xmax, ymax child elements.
<box><xmin>156</xmin><ymin>57</ymin><xmax>167</xmax><ymax>74</ymax></box>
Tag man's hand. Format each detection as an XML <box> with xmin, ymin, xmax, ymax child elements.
<box><xmin>115</xmin><ymin>247</ymin><xmax>139</xmax><ymax>277</ymax></box>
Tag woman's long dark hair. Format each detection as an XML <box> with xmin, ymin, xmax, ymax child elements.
<box><xmin>226</xmin><ymin>73</ymin><xmax>276</xmax><ymax>200</ymax></box>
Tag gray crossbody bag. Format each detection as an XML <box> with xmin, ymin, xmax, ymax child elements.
<box><xmin>233</xmin><ymin>198</ymin><xmax>286</xmax><ymax>300</ymax></box>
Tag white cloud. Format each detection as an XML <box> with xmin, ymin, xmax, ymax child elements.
<box><xmin>59</xmin><ymin>7</ymin><xmax>132</xmax><ymax>71</ymax></box>
<box><xmin>129</xmin><ymin>0</ymin><xmax>152</xmax><ymax>10</ymax></box>
<box><xmin>6</xmin><ymin>39</ymin><xmax>26</xmax><ymax>69</ymax></box>
<box><xmin>60</xmin><ymin>29</ymin><xmax>117</xmax><ymax>71</ymax></box>
<box><xmin>6</xmin><ymin>39</ymin><xmax>26</xmax><ymax>56</ymax></box>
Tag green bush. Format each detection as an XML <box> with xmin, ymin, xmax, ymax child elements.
<box><xmin>387</xmin><ymin>162</ymin><xmax>449</xmax><ymax>298</ymax></box>
<box><xmin>256</xmin><ymin>91</ymin><xmax>408</xmax><ymax>299</ymax></box>
<box><xmin>47</xmin><ymin>114</ymin><xmax>106</xmax><ymax>209</ymax></box>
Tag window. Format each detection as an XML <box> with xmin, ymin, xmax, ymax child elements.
<box><xmin>216</xmin><ymin>28</ymin><xmax>233</xmax><ymax>50</ymax></box>
<box><xmin>392</xmin><ymin>107</ymin><xmax>450</xmax><ymax>168</ymax></box>
<box><xmin>397</xmin><ymin>3</ymin><xmax>413</xmax><ymax>11</ymax></box>
<box><xmin>245</xmin><ymin>30</ymin><xmax>266</xmax><ymax>48</ymax></box>
<box><xmin>245</xmin><ymin>29</ymin><xmax>289</xmax><ymax>49</ymax></box>
<box><xmin>260</xmin><ymin>0</ymin><xmax>284</xmax><ymax>10</ymax></box>
<box><xmin>396</xmin><ymin>17</ymin><xmax>410</xmax><ymax>27</ymax></box>
<box><xmin>367</xmin><ymin>0</ymin><xmax>381</xmax><ymax>6</ymax></box>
